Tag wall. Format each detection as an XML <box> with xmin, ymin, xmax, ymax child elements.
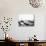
<box><xmin>0</xmin><ymin>0</ymin><xmax>46</xmax><ymax>40</ymax></box>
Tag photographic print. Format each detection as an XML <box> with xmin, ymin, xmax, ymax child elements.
<box><xmin>18</xmin><ymin>14</ymin><xmax>35</xmax><ymax>26</ymax></box>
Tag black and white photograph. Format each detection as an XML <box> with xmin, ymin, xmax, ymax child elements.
<box><xmin>18</xmin><ymin>14</ymin><xmax>35</xmax><ymax>26</ymax></box>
